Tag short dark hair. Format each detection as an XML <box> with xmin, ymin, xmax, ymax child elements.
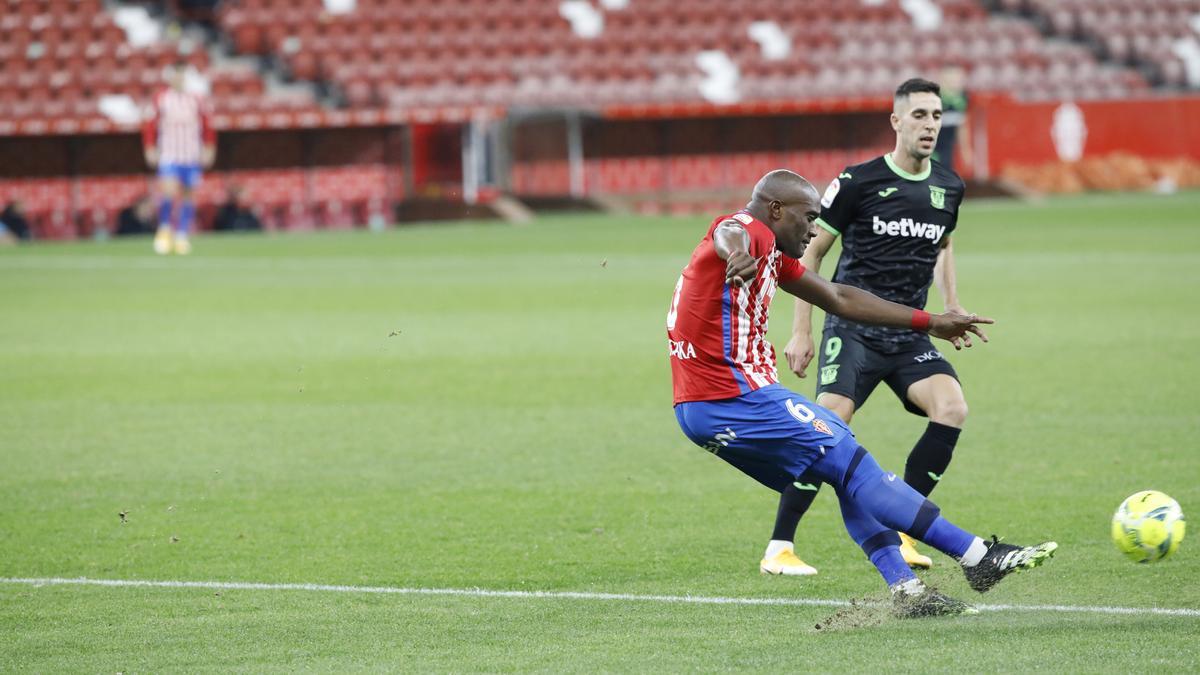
<box><xmin>894</xmin><ymin>78</ymin><xmax>941</xmax><ymax>101</ymax></box>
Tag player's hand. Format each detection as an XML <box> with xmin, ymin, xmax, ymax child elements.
<box><xmin>929</xmin><ymin>311</ymin><xmax>993</xmax><ymax>350</ymax></box>
<box><xmin>201</xmin><ymin>145</ymin><xmax>215</xmax><ymax>169</ymax></box>
<box><xmin>724</xmin><ymin>251</ymin><xmax>757</xmax><ymax>288</ymax></box>
<box><xmin>144</xmin><ymin>148</ymin><xmax>158</xmax><ymax>169</ymax></box>
<box><xmin>784</xmin><ymin>333</ymin><xmax>815</xmax><ymax>378</ymax></box>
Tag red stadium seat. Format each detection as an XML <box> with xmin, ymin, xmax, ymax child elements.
<box><xmin>281</xmin><ymin>200</ymin><xmax>315</xmax><ymax>231</ymax></box>
<box><xmin>317</xmin><ymin>199</ymin><xmax>356</xmax><ymax>229</ymax></box>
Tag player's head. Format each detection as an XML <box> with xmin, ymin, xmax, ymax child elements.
<box><xmin>748</xmin><ymin>169</ymin><xmax>820</xmax><ymax>258</ymax></box>
<box><xmin>891</xmin><ymin>78</ymin><xmax>942</xmax><ymax>162</ymax></box>
<box><xmin>168</xmin><ymin>59</ymin><xmax>188</xmax><ymax>90</ymax></box>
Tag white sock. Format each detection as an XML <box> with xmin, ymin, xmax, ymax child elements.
<box><xmin>890</xmin><ymin>577</ymin><xmax>926</xmax><ymax>596</ymax></box>
<box><xmin>764</xmin><ymin>539</ymin><xmax>793</xmax><ymax>559</ymax></box>
<box><xmin>959</xmin><ymin>537</ymin><xmax>987</xmax><ymax>567</ymax></box>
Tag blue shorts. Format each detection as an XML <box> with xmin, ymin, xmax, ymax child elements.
<box><xmin>157</xmin><ymin>163</ymin><xmax>203</xmax><ymax>190</ymax></box>
<box><xmin>674</xmin><ymin>384</ymin><xmax>855</xmax><ymax>492</ymax></box>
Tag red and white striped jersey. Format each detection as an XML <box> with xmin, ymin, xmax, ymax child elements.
<box><xmin>668</xmin><ymin>211</ymin><xmax>806</xmax><ymax>404</ymax></box>
<box><xmin>142</xmin><ymin>88</ymin><xmax>215</xmax><ymax>165</ymax></box>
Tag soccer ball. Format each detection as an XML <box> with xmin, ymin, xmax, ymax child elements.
<box><xmin>1110</xmin><ymin>490</ymin><xmax>1186</xmax><ymax>563</ymax></box>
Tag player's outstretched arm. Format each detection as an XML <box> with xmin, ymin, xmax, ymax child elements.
<box><xmin>712</xmin><ymin>220</ymin><xmax>757</xmax><ymax>288</ymax></box>
<box><xmin>784</xmin><ymin>226</ymin><xmax>838</xmax><ymax>377</ymax></box>
<box><xmin>779</xmin><ymin>272</ymin><xmax>992</xmax><ymax>349</ymax></box>
<box><xmin>934</xmin><ymin>236</ymin><xmax>975</xmax><ymax>349</ymax></box>
<box><xmin>934</xmin><ymin>236</ymin><xmax>964</xmax><ymax>312</ymax></box>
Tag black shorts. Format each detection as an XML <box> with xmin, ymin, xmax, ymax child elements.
<box><xmin>814</xmin><ymin>325</ymin><xmax>958</xmax><ymax>416</ymax></box>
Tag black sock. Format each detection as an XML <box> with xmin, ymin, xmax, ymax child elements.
<box><xmin>771</xmin><ymin>472</ymin><xmax>822</xmax><ymax>542</ymax></box>
<box><xmin>904</xmin><ymin>421</ymin><xmax>961</xmax><ymax>497</ymax></box>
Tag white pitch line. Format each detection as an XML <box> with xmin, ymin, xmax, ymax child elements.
<box><xmin>1</xmin><ymin>577</ymin><xmax>1198</xmax><ymax>618</ymax></box>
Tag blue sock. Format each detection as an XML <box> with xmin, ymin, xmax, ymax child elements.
<box><xmin>158</xmin><ymin>198</ymin><xmax>173</xmax><ymax>227</ymax></box>
<box><xmin>840</xmin><ymin>451</ymin><xmax>979</xmax><ymax>560</ymax></box>
<box><xmin>835</xmin><ymin>490</ymin><xmax>917</xmax><ymax>586</ymax></box>
<box><xmin>922</xmin><ymin>516</ymin><xmax>976</xmax><ymax>560</ymax></box>
<box><xmin>811</xmin><ymin>440</ymin><xmax>982</xmax><ymax>581</ymax></box>
<box><xmin>869</xmin><ymin>545</ymin><xmax>917</xmax><ymax>586</ymax></box>
<box><xmin>178</xmin><ymin>201</ymin><xmax>195</xmax><ymax>235</ymax></box>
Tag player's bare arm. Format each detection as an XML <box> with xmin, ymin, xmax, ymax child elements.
<box><xmin>712</xmin><ymin>220</ymin><xmax>756</xmax><ymax>287</ymax></box>
<box><xmin>933</xmin><ymin>236</ymin><xmax>976</xmax><ymax>349</ymax></box>
<box><xmin>784</xmin><ymin>226</ymin><xmax>838</xmax><ymax>377</ymax></box>
<box><xmin>934</xmin><ymin>235</ymin><xmax>962</xmax><ymax>311</ymax></box>
<box><xmin>779</xmin><ymin>272</ymin><xmax>992</xmax><ymax>348</ymax></box>
<box><xmin>202</xmin><ymin>145</ymin><xmax>216</xmax><ymax>169</ymax></box>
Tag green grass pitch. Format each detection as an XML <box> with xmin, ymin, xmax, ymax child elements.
<box><xmin>1</xmin><ymin>191</ymin><xmax>1198</xmax><ymax>671</ymax></box>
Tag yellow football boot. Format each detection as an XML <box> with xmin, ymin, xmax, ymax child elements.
<box><xmin>172</xmin><ymin>234</ymin><xmax>191</xmax><ymax>255</ymax></box>
<box><xmin>759</xmin><ymin>548</ymin><xmax>818</xmax><ymax>576</ymax></box>
<box><xmin>153</xmin><ymin>226</ymin><xmax>172</xmax><ymax>255</ymax></box>
<box><xmin>899</xmin><ymin>532</ymin><xmax>933</xmax><ymax>569</ymax></box>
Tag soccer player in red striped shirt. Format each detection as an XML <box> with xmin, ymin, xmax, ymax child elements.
<box><xmin>668</xmin><ymin>170</ymin><xmax>1056</xmax><ymax>616</ymax></box>
<box><xmin>142</xmin><ymin>60</ymin><xmax>215</xmax><ymax>255</ymax></box>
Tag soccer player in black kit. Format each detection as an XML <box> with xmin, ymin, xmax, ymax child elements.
<box><xmin>759</xmin><ymin>78</ymin><xmax>986</xmax><ymax>576</ymax></box>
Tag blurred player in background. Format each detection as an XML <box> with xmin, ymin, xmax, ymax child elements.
<box><xmin>934</xmin><ymin>64</ymin><xmax>971</xmax><ymax>173</ymax></box>
<box><xmin>142</xmin><ymin>59</ymin><xmax>215</xmax><ymax>255</ymax></box>
<box><xmin>762</xmin><ymin>78</ymin><xmax>973</xmax><ymax>576</ymax></box>
<box><xmin>669</xmin><ymin>169</ymin><xmax>1054</xmax><ymax>616</ymax></box>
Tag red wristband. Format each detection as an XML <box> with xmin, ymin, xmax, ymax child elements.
<box><xmin>911</xmin><ymin>309</ymin><xmax>932</xmax><ymax>331</ymax></box>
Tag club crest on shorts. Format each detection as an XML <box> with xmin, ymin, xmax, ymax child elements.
<box><xmin>812</xmin><ymin>419</ymin><xmax>833</xmax><ymax>435</ymax></box>
<box><xmin>929</xmin><ymin>185</ymin><xmax>946</xmax><ymax>210</ymax></box>
<box><xmin>819</xmin><ymin>364</ymin><xmax>840</xmax><ymax>386</ymax></box>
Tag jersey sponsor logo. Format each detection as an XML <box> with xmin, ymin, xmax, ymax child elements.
<box><xmin>871</xmin><ymin>215</ymin><xmax>947</xmax><ymax>243</ymax></box>
<box><xmin>669</xmin><ymin>339</ymin><xmax>697</xmax><ymax>359</ymax></box>
<box><xmin>929</xmin><ymin>185</ymin><xmax>947</xmax><ymax>210</ymax></box>
<box><xmin>703</xmin><ymin>427</ymin><xmax>737</xmax><ymax>454</ymax></box>
<box><xmin>812</xmin><ymin>419</ymin><xmax>833</xmax><ymax>435</ymax></box>
<box><xmin>877</xmin><ymin>187</ymin><xmax>899</xmax><ymax>198</ymax></box>
<box><xmin>914</xmin><ymin>350</ymin><xmax>944</xmax><ymax>363</ymax></box>
<box><xmin>820</xmin><ymin>178</ymin><xmax>841</xmax><ymax>208</ymax></box>
<box><xmin>731</xmin><ymin>212</ymin><xmax>754</xmax><ymax>225</ymax></box>
<box><xmin>819</xmin><ymin>364</ymin><xmax>840</xmax><ymax>385</ymax></box>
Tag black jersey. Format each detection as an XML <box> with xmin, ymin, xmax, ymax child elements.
<box><xmin>816</xmin><ymin>154</ymin><xmax>965</xmax><ymax>351</ymax></box>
